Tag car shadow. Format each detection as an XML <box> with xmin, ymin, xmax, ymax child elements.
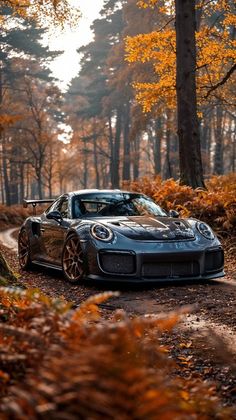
<box><xmin>26</xmin><ymin>264</ymin><xmax>227</xmax><ymax>293</ymax></box>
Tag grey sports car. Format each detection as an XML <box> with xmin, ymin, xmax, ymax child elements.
<box><xmin>18</xmin><ymin>189</ymin><xmax>224</xmax><ymax>283</ymax></box>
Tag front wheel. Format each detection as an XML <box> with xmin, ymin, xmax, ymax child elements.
<box><xmin>62</xmin><ymin>234</ymin><xmax>85</xmax><ymax>283</ymax></box>
<box><xmin>18</xmin><ymin>229</ymin><xmax>32</xmax><ymax>270</ymax></box>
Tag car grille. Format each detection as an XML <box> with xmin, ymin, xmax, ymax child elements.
<box><xmin>142</xmin><ymin>261</ymin><xmax>200</xmax><ymax>278</ymax></box>
<box><xmin>99</xmin><ymin>252</ymin><xmax>135</xmax><ymax>274</ymax></box>
<box><xmin>205</xmin><ymin>249</ymin><xmax>224</xmax><ymax>272</ymax></box>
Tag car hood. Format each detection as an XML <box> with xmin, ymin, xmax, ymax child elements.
<box><xmin>93</xmin><ymin>216</ymin><xmax>195</xmax><ymax>241</ymax></box>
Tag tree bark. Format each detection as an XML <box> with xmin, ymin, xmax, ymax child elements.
<box><xmin>200</xmin><ymin>108</ymin><xmax>211</xmax><ymax>175</ymax></box>
<box><xmin>111</xmin><ymin>108</ymin><xmax>122</xmax><ymax>188</ymax></box>
<box><xmin>93</xmin><ymin>134</ymin><xmax>100</xmax><ymax>189</ymax></box>
<box><xmin>175</xmin><ymin>0</ymin><xmax>205</xmax><ymax>188</ymax></box>
<box><xmin>1</xmin><ymin>134</ymin><xmax>11</xmax><ymax>205</ymax></box>
<box><xmin>122</xmin><ymin>102</ymin><xmax>131</xmax><ymax>181</ymax></box>
<box><xmin>213</xmin><ymin>106</ymin><xmax>224</xmax><ymax>175</ymax></box>
<box><xmin>9</xmin><ymin>148</ymin><xmax>19</xmax><ymax>205</ymax></box>
<box><xmin>19</xmin><ymin>163</ymin><xmax>24</xmax><ymax>203</ymax></box>
<box><xmin>133</xmin><ymin>134</ymin><xmax>140</xmax><ymax>180</ymax></box>
<box><xmin>153</xmin><ymin>118</ymin><xmax>162</xmax><ymax>175</ymax></box>
<box><xmin>0</xmin><ymin>252</ymin><xmax>17</xmax><ymax>284</ymax></box>
<box><xmin>164</xmin><ymin>113</ymin><xmax>172</xmax><ymax>179</ymax></box>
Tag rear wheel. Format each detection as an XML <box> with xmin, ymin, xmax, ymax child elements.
<box><xmin>62</xmin><ymin>234</ymin><xmax>85</xmax><ymax>283</ymax></box>
<box><xmin>18</xmin><ymin>229</ymin><xmax>32</xmax><ymax>270</ymax></box>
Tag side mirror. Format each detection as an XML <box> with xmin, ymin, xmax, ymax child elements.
<box><xmin>46</xmin><ymin>210</ymin><xmax>63</xmax><ymax>223</ymax></box>
<box><xmin>168</xmin><ymin>209</ymin><xmax>179</xmax><ymax>218</ymax></box>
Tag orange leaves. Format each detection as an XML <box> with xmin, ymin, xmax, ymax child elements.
<box><xmin>125</xmin><ymin>29</ymin><xmax>176</xmax><ymax>111</ymax></box>
<box><xmin>72</xmin><ymin>291</ymin><xmax>120</xmax><ymax>322</ymax></box>
<box><xmin>125</xmin><ymin>1</ymin><xmax>236</xmax><ymax>112</ymax></box>
<box><xmin>0</xmin><ymin>286</ymin><xmax>234</xmax><ymax>418</ymax></box>
<box><xmin>2</xmin><ymin>0</ymin><xmax>81</xmax><ymax>28</ymax></box>
<box><xmin>0</xmin><ymin>114</ymin><xmax>22</xmax><ymax>130</ymax></box>
<box><xmin>125</xmin><ymin>174</ymin><xmax>236</xmax><ymax>236</ymax></box>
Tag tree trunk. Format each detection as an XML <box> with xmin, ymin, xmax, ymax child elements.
<box><xmin>93</xmin><ymin>134</ymin><xmax>100</xmax><ymax>189</ymax></box>
<box><xmin>36</xmin><ymin>171</ymin><xmax>43</xmax><ymax>199</ymax></box>
<box><xmin>1</xmin><ymin>134</ymin><xmax>11</xmax><ymax>205</ymax></box>
<box><xmin>0</xmin><ymin>156</ymin><xmax>5</xmax><ymax>204</ymax></box>
<box><xmin>232</xmin><ymin>123</ymin><xmax>235</xmax><ymax>173</ymax></box>
<box><xmin>153</xmin><ymin>118</ymin><xmax>162</xmax><ymax>175</ymax></box>
<box><xmin>19</xmin><ymin>163</ymin><xmax>24</xmax><ymax>204</ymax></box>
<box><xmin>133</xmin><ymin>134</ymin><xmax>140</xmax><ymax>180</ymax></box>
<box><xmin>200</xmin><ymin>109</ymin><xmax>211</xmax><ymax>175</ymax></box>
<box><xmin>213</xmin><ymin>106</ymin><xmax>224</xmax><ymax>175</ymax></box>
<box><xmin>0</xmin><ymin>252</ymin><xmax>17</xmax><ymax>284</ymax></box>
<box><xmin>164</xmin><ymin>116</ymin><xmax>172</xmax><ymax>179</ymax></box>
<box><xmin>175</xmin><ymin>0</ymin><xmax>205</xmax><ymax>188</ymax></box>
<box><xmin>9</xmin><ymin>150</ymin><xmax>19</xmax><ymax>205</ymax></box>
<box><xmin>122</xmin><ymin>102</ymin><xmax>131</xmax><ymax>181</ymax></box>
<box><xmin>108</xmin><ymin>115</ymin><xmax>114</xmax><ymax>187</ymax></box>
<box><xmin>111</xmin><ymin>108</ymin><xmax>122</xmax><ymax>188</ymax></box>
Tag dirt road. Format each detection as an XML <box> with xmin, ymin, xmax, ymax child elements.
<box><xmin>0</xmin><ymin>228</ymin><xmax>236</xmax><ymax>406</ymax></box>
<box><xmin>0</xmin><ymin>227</ymin><xmax>18</xmax><ymax>252</ymax></box>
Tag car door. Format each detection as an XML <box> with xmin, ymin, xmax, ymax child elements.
<box><xmin>40</xmin><ymin>196</ymin><xmax>71</xmax><ymax>265</ymax></box>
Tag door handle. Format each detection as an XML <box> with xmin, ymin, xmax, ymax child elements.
<box><xmin>40</xmin><ymin>228</ymin><xmax>45</xmax><ymax>232</ymax></box>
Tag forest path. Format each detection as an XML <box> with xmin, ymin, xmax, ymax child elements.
<box><xmin>0</xmin><ymin>227</ymin><xmax>18</xmax><ymax>252</ymax></box>
<box><xmin>0</xmin><ymin>230</ymin><xmax>235</xmax><ymax>406</ymax></box>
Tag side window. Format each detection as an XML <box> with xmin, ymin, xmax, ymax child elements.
<box><xmin>47</xmin><ymin>197</ymin><xmax>69</xmax><ymax>218</ymax></box>
<box><xmin>57</xmin><ymin>198</ymin><xmax>69</xmax><ymax>218</ymax></box>
<box><xmin>45</xmin><ymin>199</ymin><xmax>60</xmax><ymax>214</ymax></box>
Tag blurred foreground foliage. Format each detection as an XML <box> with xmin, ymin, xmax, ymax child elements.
<box><xmin>124</xmin><ymin>173</ymin><xmax>236</xmax><ymax>239</ymax></box>
<box><xmin>0</xmin><ymin>288</ymin><xmax>234</xmax><ymax>419</ymax></box>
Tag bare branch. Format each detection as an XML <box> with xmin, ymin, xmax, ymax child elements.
<box><xmin>205</xmin><ymin>63</ymin><xmax>236</xmax><ymax>99</ymax></box>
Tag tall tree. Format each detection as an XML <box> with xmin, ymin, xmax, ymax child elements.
<box><xmin>125</xmin><ymin>0</ymin><xmax>235</xmax><ymax>186</ymax></box>
<box><xmin>0</xmin><ymin>0</ymin><xmax>81</xmax><ymax>278</ymax></box>
<box><xmin>175</xmin><ymin>0</ymin><xmax>205</xmax><ymax>188</ymax></box>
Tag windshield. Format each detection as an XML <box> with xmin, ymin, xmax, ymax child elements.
<box><xmin>72</xmin><ymin>193</ymin><xmax>167</xmax><ymax>218</ymax></box>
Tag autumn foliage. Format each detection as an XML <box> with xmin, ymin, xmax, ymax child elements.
<box><xmin>124</xmin><ymin>173</ymin><xmax>236</xmax><ymax>238</ymax></box>
<box><xmin>0</xmin><ymin>205</ymin><xmax>48</xmax><ymax>229</ymax></box>
<box><xmin>0</xmin><ymin>288</ymin><xmax>234</xmax><ymax>419</ymax></box>
<box><xmin>125</xmin><ymin>0</ymin><xmax>236</xmax><ymax>111</ymax></box>
<box><xmin>1</xmin><ymin>0</ymin><xmax>80</xmax><ymax>27</ymax></box>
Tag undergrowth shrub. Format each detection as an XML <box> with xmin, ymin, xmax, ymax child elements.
<box><xmin>123</xmin><ymin>174</ymin><xmax>236</xmax><ymax>238</ymax></box>
<box><xmin>0</xmin><ymin>206</ymin><xmax>29</xmax><ymax>228</ymax></box>
<box><xmin>0</xmin><ymin>204</ymin><xmax>48</xmax><ymax>228</ymax></box>
<box><xmin>0</xmin><ymin>288</ymin><xmax>234</xmax><ymax>419</ymax></box>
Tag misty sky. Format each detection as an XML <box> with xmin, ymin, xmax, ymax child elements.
<box><xmin>48</xmin><ymin>0</ymin><xmax>105</xmax><ymax>89</ymax></box>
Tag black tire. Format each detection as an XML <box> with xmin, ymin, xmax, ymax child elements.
<box><xmin>62</xmin><ymin>234</ymin><xmax>85</xmax><ymax>284</ymax></box>
<box><xmin>18</xmin><ymin>228</ymin><xmax>32</xmax><ymax>270</ymax></box>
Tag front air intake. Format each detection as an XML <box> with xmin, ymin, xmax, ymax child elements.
<box><xmin>99</xmin><ymin>251</ymin><xmax>135</xmax><ymax>274</ymax></box>
<box><xmin>205</xmin><ymin>249</ymin><xmax>224</xmax><ymax>272</ymax></box>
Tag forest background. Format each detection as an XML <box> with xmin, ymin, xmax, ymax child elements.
<box><xmin>0</xmin><ymin>0</ymin><xmax>235</xmax><ymax>206</ymax></box>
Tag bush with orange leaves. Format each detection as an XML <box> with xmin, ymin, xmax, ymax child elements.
<box><xmin>0</xmin><ymin>205</ymin><xmax>30</xmax><ymax>229</ymax></box>
<box><xmin>0</xmin><ymin>204</ymin><xmax>49</xmax><ymax>230</ymax></box>
<box><xmin>0</xmin><ymin>288</ymin><xmax>234</xmax><ymax>419</ymax></box>
<box><xmin>124</xmin><ymin>174</ymin><xmax>236</xmax><ymax>238</ymax></box>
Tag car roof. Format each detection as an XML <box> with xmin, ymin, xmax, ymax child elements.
<box><xmin>68</xmin><ymin>189</ymin><xmax>141</xmax><ymax>197</ymax></box>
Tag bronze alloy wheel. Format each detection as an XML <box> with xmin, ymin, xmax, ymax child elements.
<box><xmin>62</xmin><ymin>234</ymin><xmax>85</xmax><ymax>283</ymax></box>
<box><xmin>18</xmin><ymin>229</ymin><xmax>31</xmax><ymax>269</ymax></box>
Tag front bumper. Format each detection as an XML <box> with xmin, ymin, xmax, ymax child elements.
<box><xmin>84</xmin><ymin>239</ymin><xmax>224</xmax><ymax>283</ymax></box>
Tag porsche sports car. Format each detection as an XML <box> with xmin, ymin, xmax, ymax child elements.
<box><xmin>18</xmin><ymin>189</ymin><xmax>224</xmax><ymax>283</ymax></box>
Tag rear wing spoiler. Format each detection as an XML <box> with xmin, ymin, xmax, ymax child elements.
<box><xmin>23</xmin><ymin>199</ymin><xmax>55</xmax><ymax>215</ymax></box>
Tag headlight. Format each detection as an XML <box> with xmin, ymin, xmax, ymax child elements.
<box><xmin>91</xmin><ymin>224</ymin><xmax>114</xmax><ymax>242</ymax></box>
<box><xmin>196</xmin><ymin>222</ymin><xmax>215</xmax><ymax>240</ymax></box>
